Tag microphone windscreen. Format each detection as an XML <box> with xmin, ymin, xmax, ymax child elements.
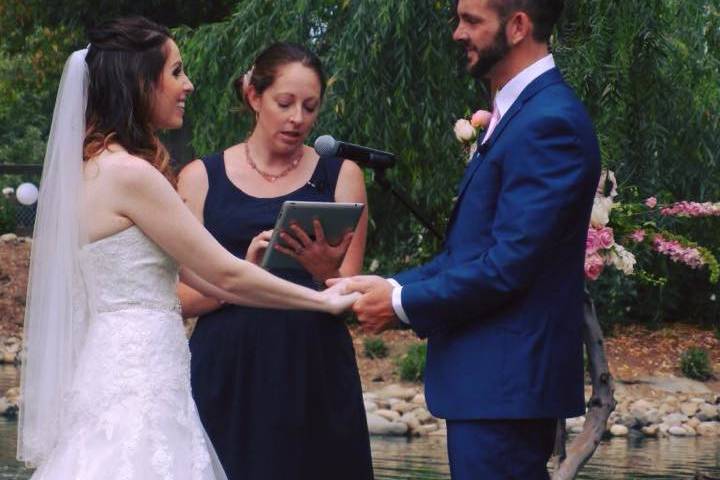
<box><xmin>314</xmin><ymin>135</ymin><xmax>338</xmax><ymax>157</ymax></box>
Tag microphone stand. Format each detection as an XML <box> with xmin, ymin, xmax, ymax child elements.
<box><xmin>369</xmin><ymin>159</ymin><xmax>444</xmax><ymax>240</ymax></box>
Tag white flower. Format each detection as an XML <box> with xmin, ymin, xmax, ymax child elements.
<box><xmin>609</xmin><ymin>244</ymin><xmax>636</xmax><ymax>275</ymax></box>
<box><xmin>590</xmin><ymin>195</ymin><xmax>614</xmax><ymax>228</ymax></box>
<box><xmin>2</xmin><ymin>187</ymin><xmax>14</xmax><ymax>198</ymax></box>
<box><xmin>369</xmin><ymin>259</ymin><xmax>380</xmax><ymax>272</ymax></box>
<box><xmin>454</xmin><ymin>119</ymin><xmax>476</xmax><ymax>143</ymax></box>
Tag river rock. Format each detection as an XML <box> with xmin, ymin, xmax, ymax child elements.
<box><xmin>697</xmin><ymin>404</ymin><xmax>719</xmax><ymax>421</ymax></box>
<box><xmin>668</xmin><ymin>425</ymin><xmax>689</xmax><ymax>436</ymax></box>
<box><xmin>0</xmin><ymin>233</ymin><xmax>17</xmax><ymax>242</ymax></box>
<box><xmin>391</xmin><ymin>401</ymin><xmax>417</xmax><ymax>414</ymax></box>
<box><xmin>411</xmin><ymin>393</ymin><xmax>426</xmax><ymax>406</ymax></box>
<box><xmin>399</xmin><ymin>412</ymin><xmax>421</xmax><ymax>432</ymax></box>
<box><xmin>610</xmin><ymin>424</ymin><xmax>628</xmax><ymax>437</ymax></box>
<box><xmin>416</xmin><ymin>423</ymin><xmax>439</xmax><ymax>435</ymax></box>
<box><xmin>0</xmin><ymin>397</ymin><xmax>10</xmax><ymax>415</ymax></box>
<box><xmin>617</xmin><ymin>412</ymin><xmax>639</xmax><ymax>428</ymax></box>
<box><xmin>376</xmin><ymin>384</ymin><xmax>417</xmax><ymax>401</ymax></box>
<box><xmin>630</xmin><ymin>399</ymin><xmax>654</xmax><ymax>416</ymax></box>
<box><xmin>662</xmin><ymin>413</ymin><xmax>689</xmax><ymax>426</ymax></box>
<box><xmin>364</xmin><ymin>401</ymin><xmax>378</xmax><ymax>413</ymax></box>
<box><xmin>375</xmin><ymin>409</ymin><xmax>401</xmax><ymax>422</ymax></box>
<box><xmin>366</xmin><ymin>413</ymin><xmax>408</xmax><ymax>436</ymax></box>
<box><xmin>687</xmin><ymin>418</ymin><xmax>701</xmax><ymax>429</ymax></box>
<box><xmin>412</xmin><ymin>408</ymin><xmax>433</xmax><ymax>423</ymax></box>
<box><xmin>641</xmin><ymin>425</ymin><xmax>659</xmax><ymax>437</ymax></box>
<box><xmin>1</xmin><ymin>351</ymin><xmax>16</xmax><ymax>364</ymax></box>
<box><xmin>680</xmin><ymin>401</ymin><xmax>700</xmax><ymax>417</ymax></box>
<box><xmin>658</xmin><ymin>403</ymin><xmax>675</xmax><ymax>415</ymax></box>
<box><xmin>363</xmin><ymin>392</ymin><xmax>379</xmax><ymax>402</ymax></box>
<box><xmin>696</xmin><ymin>422</ymin><xmax>720</xmax><ymax>436</ymax></box>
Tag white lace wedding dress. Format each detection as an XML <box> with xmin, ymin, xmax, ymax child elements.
<box><xmin>30</xmin><ymin>225</ymin><xmax>228</xmax><ymax>480</ymax></box>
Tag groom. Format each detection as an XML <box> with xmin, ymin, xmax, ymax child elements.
<box><xmin>342</xmin><ymin>0</ymin><xmax>600</xmax><ymax>478</ymax></box>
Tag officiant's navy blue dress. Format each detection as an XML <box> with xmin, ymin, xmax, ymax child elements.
<box><xmin>189</xmin><ymin>152</ymin><xmax>373</xmax><ymax>480</ymax></box>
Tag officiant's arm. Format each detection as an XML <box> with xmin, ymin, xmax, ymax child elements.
<box><xmin>175</xmin><ymin>159</ymin><xmax>223</xmax><ymax>318</ymax></box>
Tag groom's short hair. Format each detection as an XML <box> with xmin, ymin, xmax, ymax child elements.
<box><xmin>489</xmin><ymin>0</ymin><xmax>564</xmax><ymax>43</ymax></box>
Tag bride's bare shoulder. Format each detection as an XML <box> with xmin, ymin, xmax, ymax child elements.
<box><xmin>88</xmin><ymin>150</ymin><xmax>166</xmax><ymax>188</ymax></box>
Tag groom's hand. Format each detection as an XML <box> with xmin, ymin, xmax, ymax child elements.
<box><xmin>339</xmin><ymin>275</ymin><xmax>399</xmax><ymax>334</ymax></box>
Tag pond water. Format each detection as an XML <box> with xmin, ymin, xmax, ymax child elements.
<box><xmin>1</xmin><ymin>365</ymin><xmax>719</xmax><ymax>479</ymax></box>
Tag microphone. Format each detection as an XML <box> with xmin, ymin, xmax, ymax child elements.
<box><xmin>314</xmin><ymin>135</ymin><xmax>396</xmax><ymax>170</ymax></box>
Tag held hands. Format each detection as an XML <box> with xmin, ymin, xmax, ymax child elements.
<box><xmin>320</xmin><ymin>278</ymin><xmax>361</xmax><ymax>315</ymax></box>
<box><xmin>327</xmin><ymin>275</ymin><xmax>399</xmax><ymax>334</ymax></box>
<box><xmin>274</xmin><ymin>219</ymin><xmax>354</xmax><ymax>282</ymax></box>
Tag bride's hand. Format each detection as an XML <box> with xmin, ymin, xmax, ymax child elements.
<box><xmin>319</xmin><ymin>279</ymin><xmax>361</xmax><ymax>315</ymax></box>
<box><xmin>245</xmin><ymin>230</ymin><xmax>273</xmax><ymax>265</ymax></box>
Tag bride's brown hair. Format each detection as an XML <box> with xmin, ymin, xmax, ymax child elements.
<box><xmin>84</xmin><ymin>16</ymin><xmax>176</xmax><ymax>187</ymax></box>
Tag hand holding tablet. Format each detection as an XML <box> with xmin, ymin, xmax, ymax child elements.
<box><xmin>261</xmin><ymin>201</ymin><xmax>365</xmax><ymax>270</ymax></box>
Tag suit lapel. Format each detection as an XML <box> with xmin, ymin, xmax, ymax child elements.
<box><xmin>454</xmin><ymin>68</ymin><xmax>565</xmax><ymax>202</ymax></box>
<box><xmin>446</xmin><ymin>69</ymin><xmax>565</xmax><ymax>233</ymax></box>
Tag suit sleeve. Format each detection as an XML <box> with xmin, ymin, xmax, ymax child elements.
<box><xmin>401</xmin><ymin>115</ymin><xmax>595</xmax><ymax>338</ymax></box>
<box><xmin>392</xmin><ymin>249</ymin><xmax>449</xmax><ymax>286</ymax></box>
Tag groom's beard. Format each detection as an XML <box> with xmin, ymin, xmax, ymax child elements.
<box><xmin>465</xmin><ymin>25</ymin><xmax>511</xmax><ymax>79</ymax></box>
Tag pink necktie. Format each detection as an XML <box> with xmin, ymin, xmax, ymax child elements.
<box><xmin>481</xmin><ymin>102</ymin><xmax>500</xmax><ymax>145</ymax></box>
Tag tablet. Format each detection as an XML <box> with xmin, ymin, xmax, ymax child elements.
<box><xmin>261</xmin><ymin>201</ymin><xmax>365</xmax><ymax>270</ymax></box>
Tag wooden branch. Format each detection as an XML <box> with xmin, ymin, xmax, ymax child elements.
<box><xmin>552</xmin><ymin>291</ymin><xmax>616</xmax><ymax>480</ymax></box>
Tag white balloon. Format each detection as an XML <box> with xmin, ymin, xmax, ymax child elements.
<box><xmin>16</xmin><ymin>182</ymin><xmax>39</xmax><ymax>206</ymax></box>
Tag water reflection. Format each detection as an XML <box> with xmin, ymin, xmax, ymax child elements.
<box><xmin>1</xmin><ymin>365</ymin><xmax>720</xmax><ymax>479</ymax></box>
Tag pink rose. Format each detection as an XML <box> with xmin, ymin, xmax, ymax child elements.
<box><xmin>470</xmin><ymin>109</ymin><xmax>492</xmax><ymax>129</ymax></box>
<box><xmin>596</xmin><ymin>226</ymin><xmax>615</xmax><ymax>249</ymax></box>
<box><xmin>584</xmin><ymin>253</ymin><xmax>605</xmax><ymax>281</ymax></box>
<box><xmin>645</xmin><ymin>196</ymin><xmax>657</xmax><ymax>208</ymax></box>
<box><xmin>586</xmin><ymin>228</ymin><xmax>600</xmax><ymax>255</ymax></box>
<box><xmin>628</xmin><ymin>229</ymin><xmax>646</xmax><ymax>243</ymax></box>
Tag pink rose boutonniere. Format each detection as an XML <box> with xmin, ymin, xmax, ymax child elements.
<box><xmin>454</xmin><ymin>109</ymin><xmax>492</xmax><ymax>162</ymax></box>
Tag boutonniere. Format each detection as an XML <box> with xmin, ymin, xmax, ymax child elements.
<box><xmin>454</xmin><ymin>109</ymin><xmax>492</xmax><ymax>163</ymax></box>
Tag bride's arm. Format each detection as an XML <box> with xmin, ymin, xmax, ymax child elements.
<box><xmin>113</xmin><ymin>155</ymin><xmax>356</xmax><ymax>314</ymax></box>
<box><xmin>175</xmin><ymin>159</ymin><xmax>223</xmax><ymax>318</ymax></box>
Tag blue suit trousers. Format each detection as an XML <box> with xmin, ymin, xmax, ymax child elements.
<box><xmin>447</xmin><ymin>418</ymin><xmax>557</xmax><ymax>480</ymax></box>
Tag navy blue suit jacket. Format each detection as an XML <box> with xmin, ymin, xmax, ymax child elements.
<box><xmin>395</xmin><ymin>68</ymin><xmax>600</xmax><ymax>420</ymax></box>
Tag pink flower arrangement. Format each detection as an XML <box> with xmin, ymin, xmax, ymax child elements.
<box><xmin>583</xmin><ymin>170</ymin><xmax>720</xmax><ymax>283</ymax></box>
<box><xmin>584</xmin><ymin>252</ymin><xmax>605</xmax><ymax>281</ymax></box>
<box><xmin>659</xmin><ymin>201</ymin><xmax>720</xmax><ymax>217</ymax></box>
<box><xmin>586</xmin><ymin>226</ymin><xmax>615</xmax><ymax>254</ymax></box>
<box><xmin>628</xmin><ymin>229</ymin><xmax>646</xmax><ymax>243</ymax></box>
<box><xmin>651</xmin><ymin>234</ymin><xmax>706</xmax><ymax>269</ymax></box>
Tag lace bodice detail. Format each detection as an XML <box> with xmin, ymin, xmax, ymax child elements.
<box><xmin>30</xmin><ymin>225</ymin><xmax>227</xmax><ymax>479</ymax></box>
<box><xmin>80</xmin><ymin>225</ymin><xmax>180</xmax><ymax>313</ymax></box>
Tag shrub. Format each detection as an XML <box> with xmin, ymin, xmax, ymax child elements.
<box><xmin>679</xmin><ymin>347</ymin><xmax>713</xmax><ymax>381</ymax></box>
<box><xmin>0</xmin><ymin>197</ymin><xmax>16</xmax><ymax>234</ymax></box>
<box><xmin>363</xmin><ymin>337</ymin><xmax>388</xmax><ymax>359</ymax></box>
<box><xmin>398</xmin><ymin>343</ymin><xmax>427</xmax><ymax>382</ymax></box>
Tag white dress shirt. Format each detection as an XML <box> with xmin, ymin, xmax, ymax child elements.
<box><xmin>391</xmin><ymin>54</ymin><xmax>556</xmax><ymax>325</ymax></box>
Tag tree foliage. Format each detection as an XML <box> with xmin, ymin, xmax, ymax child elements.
<box><xmin>2</xmin><ymin>0</ymin><xmax>720</xmax><ymax>327</ymax></box>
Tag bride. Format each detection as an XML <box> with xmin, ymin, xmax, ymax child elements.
<box><xmin>17</xmin><ymin>16</ymin><xmax>358</xmax><ymax>479</ymax></box>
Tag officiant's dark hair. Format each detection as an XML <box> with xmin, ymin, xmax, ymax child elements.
<box><xmin>454</xmin><ymin>0</ymin><xmax>564</xmax><ymax>43</ymax></box>
<box><xmin>84</xmin><ymin>16</ymin><xmax>176</xmax><ymax>187</ymax></box>
<box><xmin>234</xmin><ymin>42</ymin><xmax>327</xmax><ymax>113</ymax></box>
